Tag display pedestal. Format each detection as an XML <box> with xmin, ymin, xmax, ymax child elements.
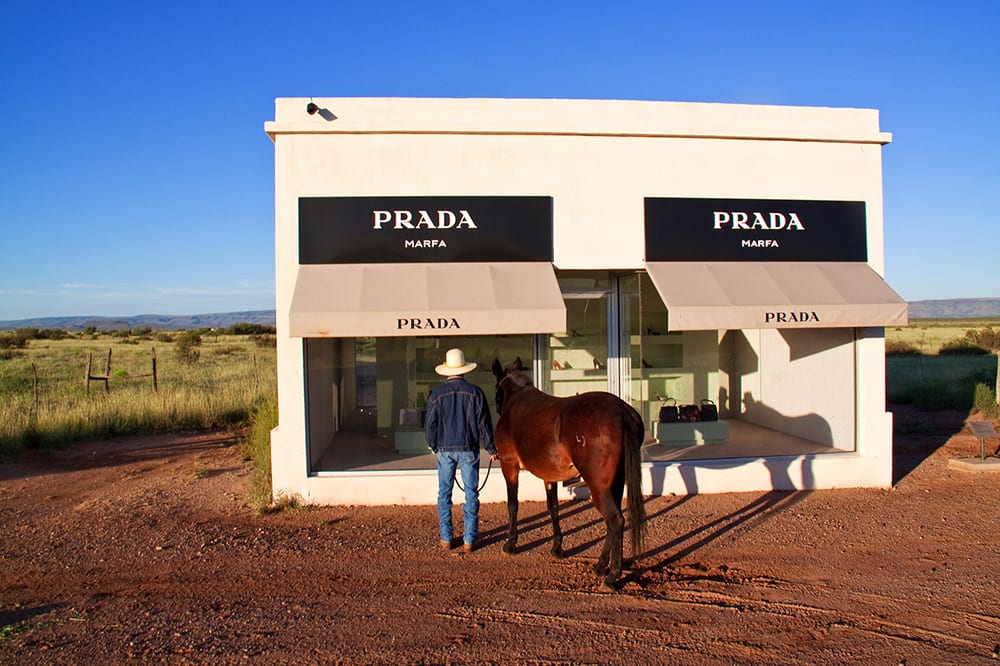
<box><xmin>395</xmin><ymin>428</ymin><xmax>431</xmax><ymax>454</ymax></box>
<box><xmin>654</xmin><ymin>420</ymin><xmax>730</xmax><ymax>446</ymax></box>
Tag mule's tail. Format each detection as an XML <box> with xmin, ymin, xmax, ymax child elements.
<box><xmin>623</xmin><ymin>406</ymin><xmax>646</xmax><ymax>558</ymax></box>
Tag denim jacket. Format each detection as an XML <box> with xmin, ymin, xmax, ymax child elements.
<box><xmin>424</xmin><ymin>376</ymin><xmax>496</xmax><ymax>455</ymax></box>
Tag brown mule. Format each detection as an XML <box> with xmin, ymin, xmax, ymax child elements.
<box><xmin>491</xmin><ymin>358</ymin><xmax>646</xmax><ymax>587</ymax></box>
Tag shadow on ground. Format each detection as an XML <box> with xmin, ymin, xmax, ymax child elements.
<box><xmin>889</xmin><ymin>403</ymin><xmax>970</xmax><ymax>484</ymax></box>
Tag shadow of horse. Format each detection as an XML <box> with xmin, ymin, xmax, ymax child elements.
<box><xmin>0</xmin><ymin>602</ymin><xmax>65</xmax><ymax>634</ymax></box>
<box><xmin>480</xmin><ymin>499</ymin><xmax>601</xmax><ymax>554</ymax></box>
<box><xmin>625</xmin><ymin>489</ymin><xmax>809</xmax><ymax>584</ymax></box>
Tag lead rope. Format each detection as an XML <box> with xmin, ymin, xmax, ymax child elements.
<box><xmin>454</xmin><ymin>455</ymin><xmax>495</xmax><ymax>493</ymax></box>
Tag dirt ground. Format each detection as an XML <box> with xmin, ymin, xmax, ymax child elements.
<box><xmin>1</xmin><ymin>406</ymin><xmax>998</xmax><ymax>665</ymax></box>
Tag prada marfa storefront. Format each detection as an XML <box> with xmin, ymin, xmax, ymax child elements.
<box><xmin>265</xmin><ymin>97</ymin><xmax>907</xmax><ymax>506</ymax></box>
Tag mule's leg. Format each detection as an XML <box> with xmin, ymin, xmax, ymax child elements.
<box><xmin>545</xmin><ymin>482</ymin><xmax>565</xmax><ymax>558</ymax></box>
<box><xmin>591</xmin><ymin>492</ymin><xmax>625</xmax><ymax>586</ymax></box>
<box><xmin>502</xmin><ymin>467</ymin><xmax>520</xmax><ymax>555</ymax></box>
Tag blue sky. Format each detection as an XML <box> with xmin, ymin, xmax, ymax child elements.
<box><xmin>1</xmin><ymin>1</ymin><xmax>997</xmax><ymax>320</ymax></box>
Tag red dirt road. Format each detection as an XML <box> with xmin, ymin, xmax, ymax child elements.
<box><xmin>1</xmin><ymin>407</ymin><xmax>998</xmax><ymax>664</ymax></box>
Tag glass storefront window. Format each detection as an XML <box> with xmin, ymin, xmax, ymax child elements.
<box><xmin>623</xmin><ymin>272</ymin><xmax>858</xmax><ymax>461</ymax></box>
<box><xmin>303</xmin><ymin>270</ymin><xmax>859</xmax><ymax>474</ymax></box>
<box><xmin>305</xmin><ymin>335</ymin><xmax>532</xmax><ymax>472</ymax></box>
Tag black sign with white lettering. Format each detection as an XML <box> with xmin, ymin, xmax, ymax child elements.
<box><xmin>644</xmin><ymin>198</ymin><xmax>868</xmax><ymax>261</ymax></box>
<box><xmin>299</xmin><ymin>196</ymin><xmax>553</xmax><ymax>264</ymax></box>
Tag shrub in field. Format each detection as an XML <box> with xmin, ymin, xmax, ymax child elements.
<box><xmin>12</xmin><ymin>328</ymin><xmax>69</xmax><ymax>341</ymax></box>
<box><xmin>174</xmin><ymin>331</ymin><xmax>202</xmax><ymax>364</ymax></box>
<box><xmin>962</xmin><ymin>327</ymin><xmax>1000</xmax><ymax>352</ymax></box>
<box><xmin>886</xmin><ymin>340</ymin><xmax>921</xmax><ymax>356</ymax></box>
<box><xmin>0</xmin><ymin>332</ymin><xmax>30</xmax><ymax>350</ymax></box>
<box><xmin>973</xmin><ymin>382</ymin><xmax>1000</xmax><ymax>420</ymax></box>
<box><xmin>226</xmin><ymin>323</ymin><xmax>276</xmax><ymax>335</ymax></box>
<box><xmin>242</xmin><ymin>395</ymin><xmax>278</xmax><ymax>513</ymax></box>
<box><xmin>939</xmin><ymin>340</ymin><xmax>989</xmax><ymax>355</ymax></box>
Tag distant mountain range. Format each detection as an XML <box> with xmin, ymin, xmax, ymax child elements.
<box><xmin>1</xmin><ymin>299</ymin><xmax>999</xmax><ymax>331</ymax></box>
<box><xmin>906</xmin><ymin>298</ymin><xmax>1000</xmax><ymax>319</ymax></box>
<box><xmin>0</xmin><ymin>310</ymin><xmax>276</xmax><ymax>332</ymax></box>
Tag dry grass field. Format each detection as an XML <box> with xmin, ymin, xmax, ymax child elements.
<box><xmin>886</xmin><ymin>318</ymin><xmax>1000</xmax><ymax>354</ymax></box>
<box><xmin>0</xmin><ymin>329</ymin><xmax>276</xmax><ymax>456</ymax></box>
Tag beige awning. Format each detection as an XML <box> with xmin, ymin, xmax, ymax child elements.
<box><xmin>645</xmin><ymin>262</ymin><xmax>908</xmax><ymax>331</ymax></box>
<box><xmin>289</xmin><ymin>262</ymin><xmax>567</xmax><ymax>337</ymax></box>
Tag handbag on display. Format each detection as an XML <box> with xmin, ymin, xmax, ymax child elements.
<box><xmin>699</xmin><ymin>399</ymin><xmax>719</xmax><ymax>422</ymax></box>
<box><xmin>658</xmin><ymin>398</ymin><xmax>678</xmax><ymax>423</ymax></box>
<box><xmin>679</xmin><ymin>404</ymin><xmax>701</xmax><ymax>423</ymax></box>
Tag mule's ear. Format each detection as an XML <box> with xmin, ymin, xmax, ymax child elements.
<box><xmin>512</xmin><ymin>356</ymin><xmax>523</xmax><ymax>372</ymax></box>
<box><xmin>491</xmin><ymin>358</ymin><xmax>504</xmax><ymax>380</ymax></box>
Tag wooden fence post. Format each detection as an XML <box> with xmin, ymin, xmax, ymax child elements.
<box><xmin>84</xmin><ymin>349</ymin><xmax>111</xmax><ymax>392</ymax></box>
<box><xmin>85</xmin><ymin>352</ymin><xmax>93</xmax><ymax>391</ymax></box>
<box><xmin>31</xmin><ymin>363</ymin><xmax>39</xmax><ymax>416</ymax></box>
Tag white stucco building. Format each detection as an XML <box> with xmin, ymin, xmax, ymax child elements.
<box><xmin>264</xmin><ymin>97</ymin><xmax>907</xmax><ymax>505</ymax></box>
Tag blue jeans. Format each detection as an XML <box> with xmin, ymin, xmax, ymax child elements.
<box><xmin>436</xmin><ymin>449</ymin><xmax>481</xmax><ymax>545</ymax></box>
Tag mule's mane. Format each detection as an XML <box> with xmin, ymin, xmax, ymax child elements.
<box><xmin>504</xmin><ymin>371</ymin><xmax>533</xmax><ymax>389</ymax></box>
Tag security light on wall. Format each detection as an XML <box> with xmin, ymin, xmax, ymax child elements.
<box><xmin>306</xmin><ymin>101</ymin><xmax>319</xmax><ymax>115</ymax></box>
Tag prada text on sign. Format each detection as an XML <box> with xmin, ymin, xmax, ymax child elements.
<box><xmin>644</xmin><ymin>198</ymin><xmax>867</xmax><ymax>262</ymax></box>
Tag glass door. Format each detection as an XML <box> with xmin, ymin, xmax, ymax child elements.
<box><xmin>548</xmin><ymin>272</ymin><xmax>610</xmax><ymax>397</ymax></box>
<box><xmin>618</xmin><ymin>272</ymin><xmax>685</xmax><ymax>433</ymax></box>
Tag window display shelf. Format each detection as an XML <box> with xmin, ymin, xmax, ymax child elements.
<box><xmin>653</xmin><ymin>420</ymin><xmax>730</xmax><ymax>446</ymax></box>
<box><xmin>632</xmin><ymin>335</ymin><xmax>683</xmax><ymax>369</ymax></box>
<box><xmin>550</xmin><ymin>368</ymin><xmax>606</xmax><ymax>380</ymax></box>
<box><xmin>549</xmin><ymin>335</ymin><xmax>603</xmax><ymax>348</ymax></box>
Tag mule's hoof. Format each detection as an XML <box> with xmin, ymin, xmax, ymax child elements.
<box><xmin>502</xmin><ymin>543</ymin><xmax>517</xmax><ymax>556</ymax></box>
<box><xmin>551</xmin><ymin>546</ymin><xmax>566</xmax><ymax>559</ymax></box>
<box><xmin>601</xmin><ymin>576</ymin><xmax>619</xmax><ymax>590</ymax></box>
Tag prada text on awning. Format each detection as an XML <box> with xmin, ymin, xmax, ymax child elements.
<box><xmin>645</xmin><ymin>262</ymin><xmax>908</xmax><ymax>331</ymax></box>
<box><xmin>289</xmin><ymin>262</ymin><xmax>567</xmax><ymax>337</ymax></box>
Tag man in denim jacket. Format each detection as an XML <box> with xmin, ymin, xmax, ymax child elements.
<box><xmin>424</xmin><ymin>348</ymin><xmax>497</xmax><ymax>553</ymax></box>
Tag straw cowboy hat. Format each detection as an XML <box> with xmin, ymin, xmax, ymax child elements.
<box><xmin>435</xmin><ymin>348</ymin><xmax>477</xmax><ymax>376</ymax></box>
